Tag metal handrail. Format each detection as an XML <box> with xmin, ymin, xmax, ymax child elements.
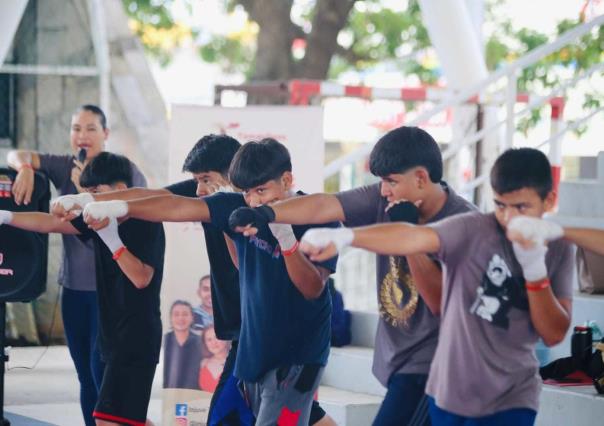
<box><xmin>323</xmin><ymin>14</ymin><xmax>604</xmax><ymax>178</ymax></box>
<box><xmin>442</xmin><ymin>61</ymin><xmax>604</xmax><ymax>161</ymax></box>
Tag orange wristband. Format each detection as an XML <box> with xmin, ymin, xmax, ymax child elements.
<box><xmin>281</xmin><ymin>241</ymin><xmax>300</xmax><ymax>256</ymax></box>
<box><xmin>526</xmin><ymin>278</ymin><xmax>551</xmax><ymax>292</ymax></box>
<box><xmin>112</xmin><ymin>246</ymin><xmax>127</xmax><ymax>260</ymax></box>
<box><xmin>19</xmin><ymin>163</ymin><xmax>33</xmax><ymax>171</ymax></box>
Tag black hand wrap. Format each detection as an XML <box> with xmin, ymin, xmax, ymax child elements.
<box><xmin>228</xmin><ymin>205</ymin><xmax>276</xmax><ymax>231</ymax></box>
<box><xmin>387</xmin><ymin>201</ymin><xmax>420</xmax><ymax>224</ymax></box>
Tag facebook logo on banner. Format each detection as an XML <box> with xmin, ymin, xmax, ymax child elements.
<box><xmin>175</xmin><ymin>403</ymin><xmax>188</xmax><ymax>417</ymax></box>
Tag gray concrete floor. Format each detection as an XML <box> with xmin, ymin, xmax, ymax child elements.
<box><xmin>3</xmin><ymin>346</ymin><xmax>163</xmax><ymax>425</ymax></box>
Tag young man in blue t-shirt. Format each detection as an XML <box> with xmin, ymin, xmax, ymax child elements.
<box><xmin>71</xmin><ymin>138</ymin><xmax>339</xmax><ymax>426</ymax></box>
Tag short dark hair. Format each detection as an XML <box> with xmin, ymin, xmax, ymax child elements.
<box><xmin>170</xmin><ymin>300</ymin><xmax>193</xmax><ymax>316</ymax></box>
<box><xmin>76</xmin><ymin>104</ymin><xmax>107</xmax><ymax>130</ymax></box>
<box><xmin>199</xmin><ymin>274</ymin><xmax>210</xmax><ymax>286</ymax></box>
<box><xmin>79</xmin><ymin>152</ymin><xmax>133</xmax><ymax>188</ymax></box>
<box><xmin>490</xmin><ymin>148</ymin><xmax>552</xmax><ymax>199</ymax></box>
<box><xmin>369</xmin><ymin>126</ymin><xmax>443</xmax><ymax>182</ymax></box>
<box><xmin>229</xmin><ymin>138</ymin><xmax>292</xmax><ymax>191</ymax></box>
<box><xmin>182</xmin><ymin>134</ymin><xmax>241</xmax><ymax>176</ymax></box>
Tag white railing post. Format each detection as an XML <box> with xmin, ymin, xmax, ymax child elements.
<box><xmin>549</xmin><ymin>100</ymin><xmax>564</xmax><ymax>206</ymax></box>
<box><xmin>505</xmin><ymin>70</ymin><xmax>517</xmax><ymax>150</ymax></box>
<box><xmin>87</xmin><ymin>0</ymin><xmax>111</xmax><ymax>120</ymax></box>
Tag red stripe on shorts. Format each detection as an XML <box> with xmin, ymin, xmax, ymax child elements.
<box><xmin>93</xmin><ymin>410</ymin><xmax>145</xmax><ymax>426</ymax></box>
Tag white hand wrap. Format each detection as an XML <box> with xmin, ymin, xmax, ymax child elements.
<box><xmin>0</xmin><ymin>210</ymin><xmax>13</xmax><ymax>225</ymax></box>
<box><xmin>51</xmin><ymin>193</ymin><xmax>94</xmax><ymax>215</ymax></box>
<box><xmin>94</xmin><ymin>217</ymin><xmax>124</xmax><ymax>253</ymax></box>
<box><xmin>513</xmin><ymin>242</ymin><xmax>548</xmax><ymax>282</ymax></box>
<box><xmin>84</xmin><ymin>200</ymin><xmax>128</xmax><ymax>220</ymax></box>
<box><xmin>301</xmin><ymin>227</ymin><xmax>354</xmax><ymax>252</ymax></box>
<box><xmin>268</xmin><ymin>223</ymin><xmax>297</xmax><ymax>252</ymax></box>
<box><xmin>508</xmin><ymin>216</ymin><xmax>563</xmax><ymax>244</ymax></box>
<box><xmin>215</xmin><ymin>185</ymin><xmax>234</xmax><ymax>193</ymax></box>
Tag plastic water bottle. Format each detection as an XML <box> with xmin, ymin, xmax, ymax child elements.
<box><xmin>535</xmin><ymin>338</ymin><xmax>550</xmax><ymax>367</ymax></box>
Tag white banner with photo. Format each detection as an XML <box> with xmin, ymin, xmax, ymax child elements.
<box><xmin>162</xmin><ymin>105</ymin><xmax>324</xmax><ymax>426</ymax></box>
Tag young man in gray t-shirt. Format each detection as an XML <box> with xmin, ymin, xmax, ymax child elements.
<box><xmin>228</xmin><ymin>126</ymin><xmax>475</xmax><ymax>425</ymax></box>
<box><xmin>300</xmin><ymin>148</ymin><xmax>575</xmax><ymax>425</ymax></box>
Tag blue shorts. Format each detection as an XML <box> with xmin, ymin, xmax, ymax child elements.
<box><xmin>427</xmin><ymin>397</ymin><xmax>536</xmax><ymax>426</ymax></box>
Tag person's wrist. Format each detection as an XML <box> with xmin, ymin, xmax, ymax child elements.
<box><xmin>18</xmin><ymin>163</ymin><xmax>33</xmax><ymax>172</ymax></box>
<box><xmin>525</xmin><ymin>278</ymin><xmax>551</xmax><ymax>292</ymax></box>
<box><xmin>0</xmin><ymin>210</ymin><xmax>14</xmax><ymax>225</ymax></box>
<box><xmin>522</xmin><ymin>262</ymin><xmax>548</xmax><ymax>282</ymax></box>
<box><xmin>112</xmin><ymin>246</ymin><xmax>127</xmax><ymax>261</ymax></box>
<box><xmin>281</xmin><ymin>241</ymin><xmax>300</xmax><ymax>256</ymax></box>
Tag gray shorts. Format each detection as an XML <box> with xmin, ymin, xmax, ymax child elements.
<box><xmin>244</xmin><ymin>364</ymin><xmax>324</xmax><ymax>426</ymax></box>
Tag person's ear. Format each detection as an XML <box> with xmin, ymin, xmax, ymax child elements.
<box><xmin>544</xmin><ymin>190</ymin><xmax>557</xmax><ymax>212</ymax></box>
<box><xmin>414</xmin><ymin>168</ymin><xmax>430</xmax><ymax>190</ymax></box>
<box><xmin>281</xmin><ymin>171</ymin><xmax>293</xmax><ymax>190</ymax></box>
<box><xmin>103</xmin><ymin>128</ymin><xmax>110</xmax><ymax>140</ymax></box>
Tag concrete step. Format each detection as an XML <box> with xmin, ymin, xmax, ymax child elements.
<box><xmin>318</xmin><ymin>385</ymin><xmax>382</xmax><ymax>426</ymax></box>
<box><xmin>322</xmin><ymin>346</ymin><xmax>386</xmax><ymax>397</ymax></box>
<box><xmin>537</xmin><ymin>384</ymin><xmax>604</xmax><ymax>426</ymax></box>
<box><xmin>348</xmin><ymin>289</ymin><xmax>604</xmax><ymax>364</ymax></box>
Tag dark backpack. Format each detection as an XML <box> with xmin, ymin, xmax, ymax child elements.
<box><xmin>328</xmin><ymin>279</ymin><xmax>351</xmax><ymax>347</ymax></box>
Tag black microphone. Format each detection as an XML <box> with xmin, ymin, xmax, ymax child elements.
<box><xmin>77</xmin><ymin>148</ymin><xmax>87</xmax><ymax>163</ymax></box>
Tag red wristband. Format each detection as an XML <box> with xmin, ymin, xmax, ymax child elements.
<box><xmin>526</xmin><ymin>278</ymin><xmax>551</xmax><ymax>292</ymax></box>
<box><xmin>112</xmin><ymin>246</ymin><xmax>127</xmax><ymax>260</ymax></box>
<box><xmin>19</xmin><ymin>163</ymin><xmax>33</xmax><ymax>171</ymax></box>
<box><xmin>281</xmin><ymin>241</ymin><xmax>300</xmax><ymax>256</ymax></box>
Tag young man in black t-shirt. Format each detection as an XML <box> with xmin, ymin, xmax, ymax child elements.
<box><xmin>0</xmin><ymin>152</ymin><xmax>164</xmax><ymax>426</ymax></box>
<box><xmin>68</xmin><ymin>138</ymin><xmax>339</xmax><ymax>426</ymax></box>
<box><xmin>52</xmin><ymin>135</ymin><xmax>335</xmax><ymax>426</ymax></box>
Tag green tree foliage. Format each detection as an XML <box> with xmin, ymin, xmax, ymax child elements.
<box><xmin>123</xmin><ymin>0</ymin><xmax>603</xmax><ymax>129</ymax></box>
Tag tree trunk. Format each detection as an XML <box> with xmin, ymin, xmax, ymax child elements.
<box><xmin>300</xmin><ymin>0</ymin><xmax>356</xmax><ymax>78</ymax></box>
<box><xmin>247</xmin><ymin>0</ymin><xmax>295</xmax><ymax>81</ymax></box>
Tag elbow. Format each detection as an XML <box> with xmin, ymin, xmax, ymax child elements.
<box><xmin>427</xmin><ymin>305</ymin><xmax>441</xmax><ymax>316</ymax></box>
<box><xmin>305</xmin><ymin>290</ymin><xmax>323</xmax><ymax>300</ymax></box>
<box><xmin>132</xmin><ymin>273</ymin><xmax>153</xmax><ymax>290</ymax></box>
<box><xmin>303</xmin><ymin>281</ymin><xmax>325</xmax><ymax>300</ymax></box>
<box><xmin>542</xmin><ymin>329</ymin><xmax>568</xmax><ymax>347</ymax></box>
<box><xmin>542</xmin><ymin>335</ymin><xmax>564</xmax><ymax>347</ymax></box>
<box><xmin>132</xmin><ymin>279</ymin><xmax>150</xmax><ymax>290</ymax></box>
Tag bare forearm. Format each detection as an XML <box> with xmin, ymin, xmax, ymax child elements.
<box><xmin>10</xmin><ymin>212</ymin><xmax>78</xmax><ymax>234</ymax></box>
<box><xmin>224</xmin><ymin>234</ymin><xmax>239</xmax><ymax>269</ymax></box>
<box><xmin>94</xmin><ymin>187</ymin><xmax>170</xmax><ymax>202</ymax></box>
<box><xmin>564</xmin><ymin>228</ymin><xmax>604</xmax><ymax>256</ymax></box>
<box><xmin>7</xmin><ymin>150</ymin><xmax>40</xmax><ymax>169</ymax></box>
<box><xmin>352</xmin><ymin>223</ymin><xmax>440</xmax><ymax>256</ymax></box>
<box><xmin>116</xmin><ymin>250</ymin><xmax>154</xmax><ymax>289</ymax></box>
<box><xmin>283</xmin><ymin>252</ymin><xmax>325</xmax><ymax>299</ymax></box>
<box><xmin>407</xmin><ymin>254</ymin><xmax>443</xmax><ymax>315</ymax></box>
<box><xmin>128</xmin><ymin>195</ymin><xmax>210</xmax><ymax>223</ymax></box>
<box><xmin>528</xmin><ymin>293</ymin><xmax>571</xmax><ymax>346</ymax></box>
<box><xmin>273</xmin><ymin>194</ymin><xmax>345</xmax><ymax>225</ymax></box>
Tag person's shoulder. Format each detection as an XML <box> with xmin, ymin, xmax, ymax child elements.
<box><xmin>189</xmin><ymin>332</ymin><xmax>202</xmax><ymax>343</ymax></box>
<box><xmin>206</xmin><ymin>191</ymin><xmax>244</xmax><ymax>203</ymax></box>
<box><xmin>38</xmin><ymin>153</ymin><xmax>73</xmax><ymax>170</ymax></box>
<box><xmin>442</xmin><ymin>182</ymin><xmax>478</xmax><ymax>214</ymax></box>
<box><xmin>547</xmin><ymin>238</ymin><xmax>575</xmax><ymax>258</ymax></box>
<box><xmin>122</xmin><ymin>218</ymin><xmax>164</xmax><ymax>237</ymax></box>
<box><xmin>336</xmin><ymin>183</ymin><xmax>381</xmax><ymax>199</ymax></box>
<box><xmin>432</xmin><ymin>207</ymin><xmax>483</xmax><ymax>226</ymax></box>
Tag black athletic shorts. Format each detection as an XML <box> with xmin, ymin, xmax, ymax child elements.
<box><xmin>93</xmin><ymin>361</ymin><xmax>157</xmax><ymax>426</ymax></box>
<box><xmin>309</xmin><ymin>399</ymin><xmax>326</xmax><ymax>424</ymax></box>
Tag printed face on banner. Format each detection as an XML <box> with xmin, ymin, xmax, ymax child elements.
<box><xmin>162</xmin><ymin>105</ymin><xmax>324</xmax><ymax>425</ymax></box>
<box><xmin>163</xmin><ymin>277</ymin><xmax>230</xmax><ymax>394</ymax></box>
